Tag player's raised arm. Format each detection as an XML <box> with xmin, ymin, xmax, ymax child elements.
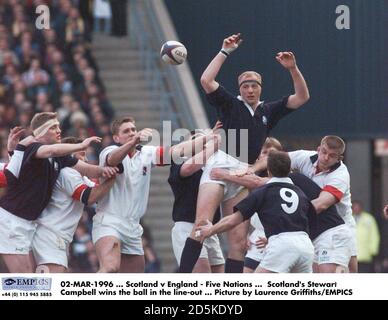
<box><xmin>200</xmin><ymin>33</ymin><xmax>242</xmax><ymax>93</ymax></box>
<box><xmin>35</xmin><ymin>136</ymin><xmax>102</xmax><ymax>159</ymax></box>
<box><xmin>275</xmin><ymin>52</ymin><xmax>310</xmax><ymax>109</ymax></box>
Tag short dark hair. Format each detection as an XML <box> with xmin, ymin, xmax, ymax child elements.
<box><xmin>267</xmin><ymin>150</ymin><xmax>291</xmax><ymax>177</ymax></box>
<box><xmin>61</xmin><ymin>136</ymin><xmax>82</xmax><ymax>144</ymax></box>
<box><xmin>111</xmin><ymin>116</ymin><xmax>135</xmax><ymax>135</ymax></box>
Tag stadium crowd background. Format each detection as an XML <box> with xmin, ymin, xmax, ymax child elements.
<box><xmin>0</xmin><ymin>0</ymin><xmax>386</xmax><ymax>272</ymax></box>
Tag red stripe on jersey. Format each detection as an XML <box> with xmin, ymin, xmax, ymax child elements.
<box><xmin>322</xmin><ymin>185</ymin><xmax>344</xmax><ymax>202</ymax></box>
<box><xmin>72</xmin><ymin>184</ymin><xmax>88</xmax><ymax>201</ymax></box>
<box><xmin>156</xmin><ymin>147</ymin><xmax>165</xmax><ymax>166</ymax></box>
<box><xmin>0</xmin><ymin>171</ymin><xmax>7</xmax><ymax>188</ymax></box>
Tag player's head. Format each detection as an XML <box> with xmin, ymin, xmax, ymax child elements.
<box><xmin>352</xmin><ymin>200</ymin><xmax>363</xmax><ymax>216</ymax></box>
<box><xmin>61</xmin><ymin>136</ymin><xmax>86</xmax><ymax>161</ymax></box>
<box><xmin>238</xmin><ymin>71</ymin><xmax>262</xmax><ymax>107</ymax></box>
<box><xmin>31</xmin><ymin>112</ymin><xmax>61</xmax><ymax>144</ymax></box>
<box><xmin>317</xmin><ymin>135</ymin><xmax>345</xmax><ymax>171</ymax></box>
<box><xmin>267</xmin><ymin>150</ymin><xmax>291</xmax><ymax>178</ymax></box>
<box><xmin>111</xmin><ymin>116</ymin><xmax>136</xmax><ymax>145</ymax></box>
<box><xmin>259</xmin><ymin>137</ymin><xmax>283</xmax><ymax>159</ymax></box>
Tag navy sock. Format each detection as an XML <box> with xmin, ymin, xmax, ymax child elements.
<box><xmin>225</xmin><ymin>258</ymin><xmax>244</xmax><ymax>273</ymax></box>
<box><xmin>178</xmin><ymin>238</ymin><xmax>203</xmax><ymax>273</ymax></box>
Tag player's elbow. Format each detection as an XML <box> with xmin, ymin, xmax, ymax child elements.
<box><xmin>200</xmin><ymin>75</ymin><xmax>216</xmax><ymax>93</ymax></box>
<box><xmin>301</xmin><ymin>91</ymin><xmax>310</xmax><ymax>104</ymax></box>
<box><xmin>200</xmin><ymin>75</ymin><xmax>211</xmax><ymax>89</ymax></box>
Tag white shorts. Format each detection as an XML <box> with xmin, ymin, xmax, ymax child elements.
<box><xmin>245</xmin><ymin>229</ymin><xmax>266</xmax><ymax>262</ymax></box>
<box><xmin>32</xmin><ymin>225</ymin><xmax>69</xmax><ymax>268</ymax></box>
<box><xmin>347</xmin><ymin>223</ymin><xmax>357</xmax><ymax>257</ymax></box>
<box><xmin>260</xmin><ymin>232</ymin><xmax>314</xmax><ymax>273</ymax></box>
<box><xmin>200</xmin><ymin>151</ymin><xmax>246</xmax><ymax>201</ymax></box>
<box><xmin>92</xmin><ymin>213</ymin><xmax>144</xmax><ymax>255</ymax></box>
<box><xmin>0</xmin><ymin>207</ymin><xmax>37</xmax><ymax>254</ymax></box>
<box><xmin>172</xmin><ymin>222</ymin><xmax>224</xmax><ymax>266</ymax></box>
<box><xmin>313</xmin><ymin>224</ymin><xmax>352</xmax><ymax>267</ymax></box>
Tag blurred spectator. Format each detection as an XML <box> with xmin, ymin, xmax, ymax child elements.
<box><xmin>353</xmin><ymin>201</ymin><xmax>380</xmax><ymax>273</ymax></box>
<box><xmin>94</xmin><ymin>0</ymin><xmax>111</xmax><ymax>34</ymax></box>
<box><xmin>109</xmin><ymin>0</ymin><xmax>127</xmax><ymax>37</ymax></box>
<box><xmin>142</xmin><ymin>222</ymin><xmax>161</xmax><ymax>273</ymax></box>
<box><xmin>69</xmin><ymin>219</ymin><xmax>97</xmax><ymax>272</ymax></box>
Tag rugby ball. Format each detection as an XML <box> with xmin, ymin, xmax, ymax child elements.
<box><xmin>160</xmin><ymin>41</ymin><xmax>187</xmax><ymax>65</ymax></box>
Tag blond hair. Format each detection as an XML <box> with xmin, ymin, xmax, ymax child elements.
<box><xmin>263</xmin><ymin>137</ymin><xmax>283</xmax><ymax>151</ymax></box>
<box><xmin>238</xmin><ymin>71</ymin><xmax>262</xmax><ymax>86</ymax></box>
<box><xmin>30</xmin><ymin>112</ymin><xmax>57</xmax><ymax>131</ymax></box>
<box><xmin>321</xmin><ymin>135</ymin><xmax>346</xmax><ymax>154</ymax></box>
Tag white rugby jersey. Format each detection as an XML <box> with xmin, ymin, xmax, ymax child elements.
<box><xmin>289</xmin><ymin>150</ymin><xmax>354</xmax><ymax>227</ymax></box>
<box><xmin>96</xmin><ymin>145</ymin><xmax>163</xmax><ymax>222</ymax></box>
<box><xmin>37</xmin><ymin>167</ymin><xmax>95</xmax><ymax>242</ymax></box>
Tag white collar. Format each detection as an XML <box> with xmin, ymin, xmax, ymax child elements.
<box><xmin>266</xmin><ymin>177</ymin><xmax>294</xmax><ymax>184</ymax></box>
<box><xmin>237</xmin><ymin>95</ymin><xmax>263</xmax><ymax>116</ymax></box>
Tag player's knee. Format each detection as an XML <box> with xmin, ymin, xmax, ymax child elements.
<box><xmin>228</xmin><ymin>236</ymin><xmax>247</xmax><ymax>253</ymax></box>
<box><xmin>100</xmin><ymin>254</ymin><xmax>120</xmax><ymax>273</ymax></box>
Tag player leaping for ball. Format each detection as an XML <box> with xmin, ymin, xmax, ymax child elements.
<box><xmin>180</xmin><ymin>33</ymin><xmax>310</xmax><ymax>272</ymax></box>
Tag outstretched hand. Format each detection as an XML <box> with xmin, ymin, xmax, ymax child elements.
<box><xmin>19</xmin><ymin>135</ymin><xmax>37</xmax><ymax>147</ymax></box>
<box><xmin>138</xmin><ymin>128</ymin><xmax>154</xmax><ymax>142</ymax></box>
<box><xmin>222</xmin><ymin>33</ymin><xmax>243</xmax><ymax>54</ymax></box>
<box><xmin>194</xmin><ymin>220</ymin><xmax>213</xmax><ymax>243</ymax></box>
<box><xmin>7</xmin><ymin>126</ymin><xmax>26</xmax><ymax>151</ymax></box>
<box><xmin>276</xmin><ymin>52</ymin><xmax>297</xmax><ymax>70</ymax></box>
<box><xmin>81</xmin><ymin>136</ymin><xmax>102</xmax><ymax>149</ymax></box>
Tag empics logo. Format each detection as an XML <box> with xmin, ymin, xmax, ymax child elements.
<box><xmin>2</xmin><ymin>277</ymin><xmax>52</xmax><ymax>291</ymax></box>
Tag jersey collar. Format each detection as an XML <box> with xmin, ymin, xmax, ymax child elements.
<box><xmin>266</xmin><ymin>177</ymin><xmax>294</xmax><ymax>184</ymax></box>
<box><xmin>237</xmin><ymin>95</ymin><xmax>263</xmax><ymax>116</ymax></box>
<box><xmin>309</xmin><ymin>153</ymin><xmax>341</xmax><ymax>173</ymax></box>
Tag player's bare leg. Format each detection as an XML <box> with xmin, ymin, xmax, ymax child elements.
<box><xmin>120</xmin><ymin>254</ymin><xmax>145</xmax><ymax>273</ymax></box>
<box><xmin>255</xmin><ymin>266</ymin><xmax>275</xmax><ymax>273</ymax></box>
<box><xmin>37</xmin><ymin>264</ymin><xmax>66</xmax><ymax>273</ymax></box>
<box><xmin>317</xmin><ymin>263</ymin><xmax>349</xmax><ymax>273</ymax></box>
<box><xmin>222</xmin><ymin>189</ymin><xmax>250</xmax><ymax>272</ymax></box>
<box><xmin>348</xmin><ymin>256</ymin><xmax>358</xmax><ymax>273</ymax></box>
<box><xmin>178</xmin><ymin>183</ymin><xmax>223</xmax><ymax>272</ymax></box>
<box><xmin>210</xmin><ymin>263</ymin><xmax>225</xmax><ymax>273</ymax></box>
<box><xmin>2</xmin><ymin>254</ymin><xmax>34</xmax><ymax>273</ymax></box>
<box><xmin>192</xmin><ymin>258</ymin><xmax>212</xmax><ymax>273</ymax></box>
<box><xmin>95</xmin><ymin>236</ymin><xmax>121</xmax><ymax>273</ymax></box>
<box><xmin>243</xmin><ymin>266</ymin><xmax>255</xmax><ymax>273</ymax></box>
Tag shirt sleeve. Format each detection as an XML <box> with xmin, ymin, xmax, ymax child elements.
<box><xmin>141</xmin><ymin>145</ymin><xmax>167</xmax><ymax>167</ymax></box>
<box><xmin>322</xmin><ymin>170</ymin><xmax>349</xmax><ymax>202</ymax></box>
<box><xmin>234</xmin><ymin>187</ymin><xmax>265</xmax><ymax>221</ymax></box>
<box><xmin>206</xmin><ymin>85</ymin><xmax>235</xmax><ymax>115</ymax></box>
<box><xmin>99</xmin><ymin>145</ymin><xmax>118</xmax><ymax>166</ymax></box>
<box><xmin>262</xmin><ymin>96</ymin><xmax>293</xmax><ymax>131</ymax></box>
<box><xmin>59</xmin><ymin>169</ymin><xmax>89</xmax><ymax>202</ymax></box>
<box><xmin>288</xmin><ymin>150</ymin><xmax>311</xmax><ymax>171</ymax></box>
<box><xmin>0</xmin><ymin>170</ymin><xmax>7</xmax><ymax>188</ymax></box>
